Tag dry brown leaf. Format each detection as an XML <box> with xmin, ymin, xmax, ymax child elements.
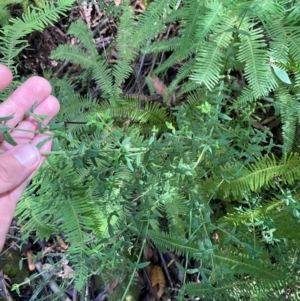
<box><xmin>27</xmin><ymin>250</ymin><xmax>35</xmax><ymax>271</ymax></box>
<box><xmin>42</xmin><ymin>244</ymin><xmax>56</xmax><ymax>255</ymax></box>
<box><xmin>107</xmin><ymin>278</ymin><xmax>119</xmax><ymax>294</ymax></box>
<box><xmin>114</xmin><ymin>0</ymin><xmax>122</xmax><ymax>6</ymax></box>
<box><xmin>56</xmin><ymin>235</ymin><xmax>68</xmax><ymax>250</ymax></box>
<box><xmin>261</xmin><ymin>116</ymin><xmax>276</xmax><ymax>125</ymax></box>
<box><xmin>252</xmin><ymin>121</ymin><xmax>265</xmax><ymax>131</ymax></box>
<box><xmin>148</xmin><ymin>75</ymin><xmax>168</xmax><ymax>96</ymax></box>
<box><xmin>151</xmin><ymin>265</ymin><xmax>166</xmax><ymax>298</ymax></box>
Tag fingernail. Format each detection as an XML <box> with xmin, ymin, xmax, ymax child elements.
<box><xmin>12</xmin><ymin>144</ymin><xmax>40</xmax><ymax>167</ymax></box>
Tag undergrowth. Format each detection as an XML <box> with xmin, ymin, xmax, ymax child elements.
<box><xmin>1</xmin><ymin>0</ymin><xmax>300</xmax><ymax>300</ymax></box>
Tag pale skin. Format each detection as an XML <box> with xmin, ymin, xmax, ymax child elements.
<box><xmin>0</xmin><ymin>64</ymin><xmax>60</xmax><ymax>250</ymax></box>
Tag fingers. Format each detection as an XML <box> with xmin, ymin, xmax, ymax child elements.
<box><xmin>0</xmin><ymin>66</ymin><xmax>60</xmax><ymax>251</ymax></box>
<box><xmin>0</xmin><ymin>65</ymin><xmax>13</xmax><ymax>90</ymax></box>
<box><xmin>1</xmin><ymin>95</ymin><xmax>60</xmax><ymax>149</ymax></box>
<box><xmin>0</xmin><ymin>136</ymin><xmax>53</xmax><ymax>251</ymax></box>
<box><xmin>0</xmin><ymin>76</ymin><xmax>52</xmax><ymax>129</ymax></box>
<box><xmin>0</xmin><ymin>144</ymin><xmax>41</xmax><ymax>194</ymax></box>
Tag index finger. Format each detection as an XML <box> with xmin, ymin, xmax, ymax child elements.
<box><xmin>0</xmin><ymin>65</ymin><xmax>13</xmax><ymax>90</ymax></box>
<box><xmin>0</xmin><ymin>76</ymin><xmax>52</xmax><ymax>128</ymax></box>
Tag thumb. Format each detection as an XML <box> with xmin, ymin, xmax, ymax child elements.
<box><xmin>0</xmin><ymin>144</ymin><xmax>40</xmax><ymax>194</ymax></box>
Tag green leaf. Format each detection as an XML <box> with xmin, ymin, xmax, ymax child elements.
<box><xmin>270</xmin><ymin>64</ymin><xmax>291</xmax><ymax>84</ymax></box>
<box><xmin>3</xmin><ymin>131</ymin><xmax>17</xmax><ymax>146</ymax></box>
<box><xmin>136</xmin><ymin>261</ymin><xmax>150</xmax><ymax>269</ymax></box>
<box><xmin>0</xmin><ymin>125</ymin><xmax>10</xmax><ymax>133</ymax></box>
<box><xmin>126</xmin><ymin>157</ymin><xmax>134</xmax><ymax>171</ymax></box>
<box><xmin>36</xmin><ymin>137</ymin><xmax>52</xmax><ymax>149</ymax></box>
<box><xmin>0</xmin><ymin>115</ymin><xmax>14</xmax><ymax>122</ymax></box>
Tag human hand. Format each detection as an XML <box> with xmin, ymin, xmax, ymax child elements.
<box><xmin>0</xmin><ymin>65</ymin><xmax>60</xmax><ymax>250</ymax></box>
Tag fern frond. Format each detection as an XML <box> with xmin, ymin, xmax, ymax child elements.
<box><xmin>22</xmin><ymin>0</ymin><xmax>44</xmax><ymax>12</ymax></box>
<box><xmin>286</xmin><ymin>26</ymin><xmax>300</xmax><ymax>62</ymax></box>
<box><xmin>191</xmin><ymin>15</ymin><xmax>236</xmax><ymax>90</ymax></box>
<box><xmin>185</xmin><ymin>273</ymin><xmax>288</xmax><ymax>301</ymax></box>
<box><xmin>18</xmin><ymin>155</ymin><xmax>103</xmax><ymax>290</ymax></box>
<box><xmin>234</xmin><ymin>87</ymin><xmax>256</xmax><ymax>108</ymax></box>
<box><xmin>237</xmin><ymin>23</ymin><xmax>277</xmax><ymax>98</ymax></box>
<box><xmin>275</xmin><ymin>87</ymin><xmax>297</xmax><ymax>152</ymax></box>
<box><xmin>134</xmin><ymin>0</ymin><xmax>179</xmax><ymax>49</ymax></box>
<box><xmin>92</xmin><ymin>62</ymin><xmax>114</xmax><ymax>97</ymax></box>
<box><xmin>168</xmin><ymin>58</ymin><xmax>196</xmax><ymax>93</ymax></box>
<box><xmin>97</xmin><ymin>96</ymin><xmax>173</xmax><ymax>132</ymax></box>
<box><xmin>143</xmin><ymin>37</ymin><xmax>181</xmax><ymax>54</ymax></box>
<box><xmin>179</xmin><ymin>0</ymin><xmax>203</xmax><ymax>57</ymax></box>
<box><xmin>249</xmin><ymin>0</ymin><xmax>285</xmax><ymax>23</ymax></box>
<box><xmin>185</xmin><ymin>249</ymin><xmax>290</xmax><ymax>300</ymax></box>
<box><xmin>0</xmin><ymin>0</ymin><xmax>75</xmax><ymax>68</ymax></box>
<box><xmin>16</xmin><ymin>193</ymin><xmax>56</xmax><ymax>238</ymax></box>
<box><xmin>267</xmin><ymin>19</ymin><xmax>289</xmax><ymax>63</ymax></box>
<box><xmin>50</xmin><ymin>44</ymin><xmax>93</xmax><ymax>68</ymax></box>
<box><xmin>148</xmin><ymin>230</ymin><xmax>199</xmax><ymax>257</ymax></box>
<box><xmin>112</xmin><ymin>1</ymin><xmax>136</xmax><ymax>91</ymax></box>
<box><xmin>194</xmin><ymin>1</ymin><xmax>223</xmax><ymax>42</ymax></box>
<box><xmin>0</xmin><ymin>2</ymin><xmax>12</xmax><ymax>26</ymax></box>
<box><xmin>221</xmin><ymin>199</ymin><xmax>282</xmax><ymax>226</ymax></box>
<box><xmin>153</xmin><ymin>49</ymin><xmax>188</xmax><ymax>75</ymax></box>
<box><xmin>50</xmin><ymin>19</ymin><xmax>114</xmax><ymax>96</ymax></box>
<box><xmin>191</xmin><ymin>41</ymin><xmax>224</xmax><ymax>90</ymax></box>
<box><xmin>67</xmin><ymin>19</ymin><xmax>98</xmax><ymax>61</ymax></box>
<box><xmin>206</xmin><ymin>153</ymin><xmax>300</xmax><ymax>200</ymax></box>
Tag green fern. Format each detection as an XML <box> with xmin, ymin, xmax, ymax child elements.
<box><xmin>203</xmin><ymin>153</ymin><xmax>300</xmax><ymax>200</ymax></box>
<box><xmin>0</xmin><ymin>0</ymin><xmax>75</xmax><ymax>68</ymax></box>
<box><xmin>237</xmin><ymin>23</ymin><xmax>278</xmax><ymax>98</ymax></box>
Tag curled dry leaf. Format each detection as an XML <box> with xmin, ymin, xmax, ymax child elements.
<box><xmin>56</xmin><ymin>235</ymin><xmax>68</xmax><ymax>250</ymax></box>
<box><xmin>42</xmin><ymin>244</ymin><xmax>56</xmax><ymax>256</ymax></box>
<box><xmin>27</xmin><ymin>250</ymin><xmax>35</xmax><ymax>271</ymax></box>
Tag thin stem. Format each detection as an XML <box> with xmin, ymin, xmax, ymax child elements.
<box><xmin>120</xmin><ymin>236</ymin><xmax>148</xmax><ymax>301</ymax></box>
<box><xmin>0</xmin><ymin>126</ymin><xmax>53</xmax><ymax>136</ymax></box>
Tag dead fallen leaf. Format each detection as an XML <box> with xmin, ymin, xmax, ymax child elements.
<box><xmin>56</xmin><ymin>235</ymin><xmax>68</xmax><ymax>250</ymax></box>
<box><xmin>151</xmin><ymin>265</ymin><xmax>166</xmax><ymax>298</ymax></box>
<box><xmin>27</xmin><ymin>250</ymin><xmax>35</xmax><ymax>271</ymax></box>
<box><xmin>261</xmin><ymin>116</ymin><xmax>276</xmax><ymax>125</ymax></box>
<box><xmin>42</xmin><ymin>244</ymin><xmax>56</xmax><ymax>256</ymax></box>
<box><xmin>148</xmin><ymin>75</ymin><xmax>168</xmax><ymax>97</ymax></box>
<box><xmin>115</xmin><ymin>0</ymin><xmax>122</xmax><ymax>6</ymax></box>
<box><xmin>107</xmin><ymin>278</ymin><xmax>119</xmax><ymax>294</ymax></box>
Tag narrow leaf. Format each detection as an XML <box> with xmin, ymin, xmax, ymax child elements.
<box><xmin>0</xmin><ymin>115</ymin><xmax>14</xmax><ymax>122</ymax></box>
<box><xmin>36</xmin><ymin>137</ymin><xmax>52</xmax><ymax>149</ymax></box>
<box><xmin>3</xmin><ymin>131</ymin><xmax>17</xmax><ymax>146</ymax></box>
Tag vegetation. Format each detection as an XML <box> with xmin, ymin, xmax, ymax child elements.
<box><xmin>1</xmin><ymin>0</ymin><xmax>300</xmax><ymax>300</ymax></box>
